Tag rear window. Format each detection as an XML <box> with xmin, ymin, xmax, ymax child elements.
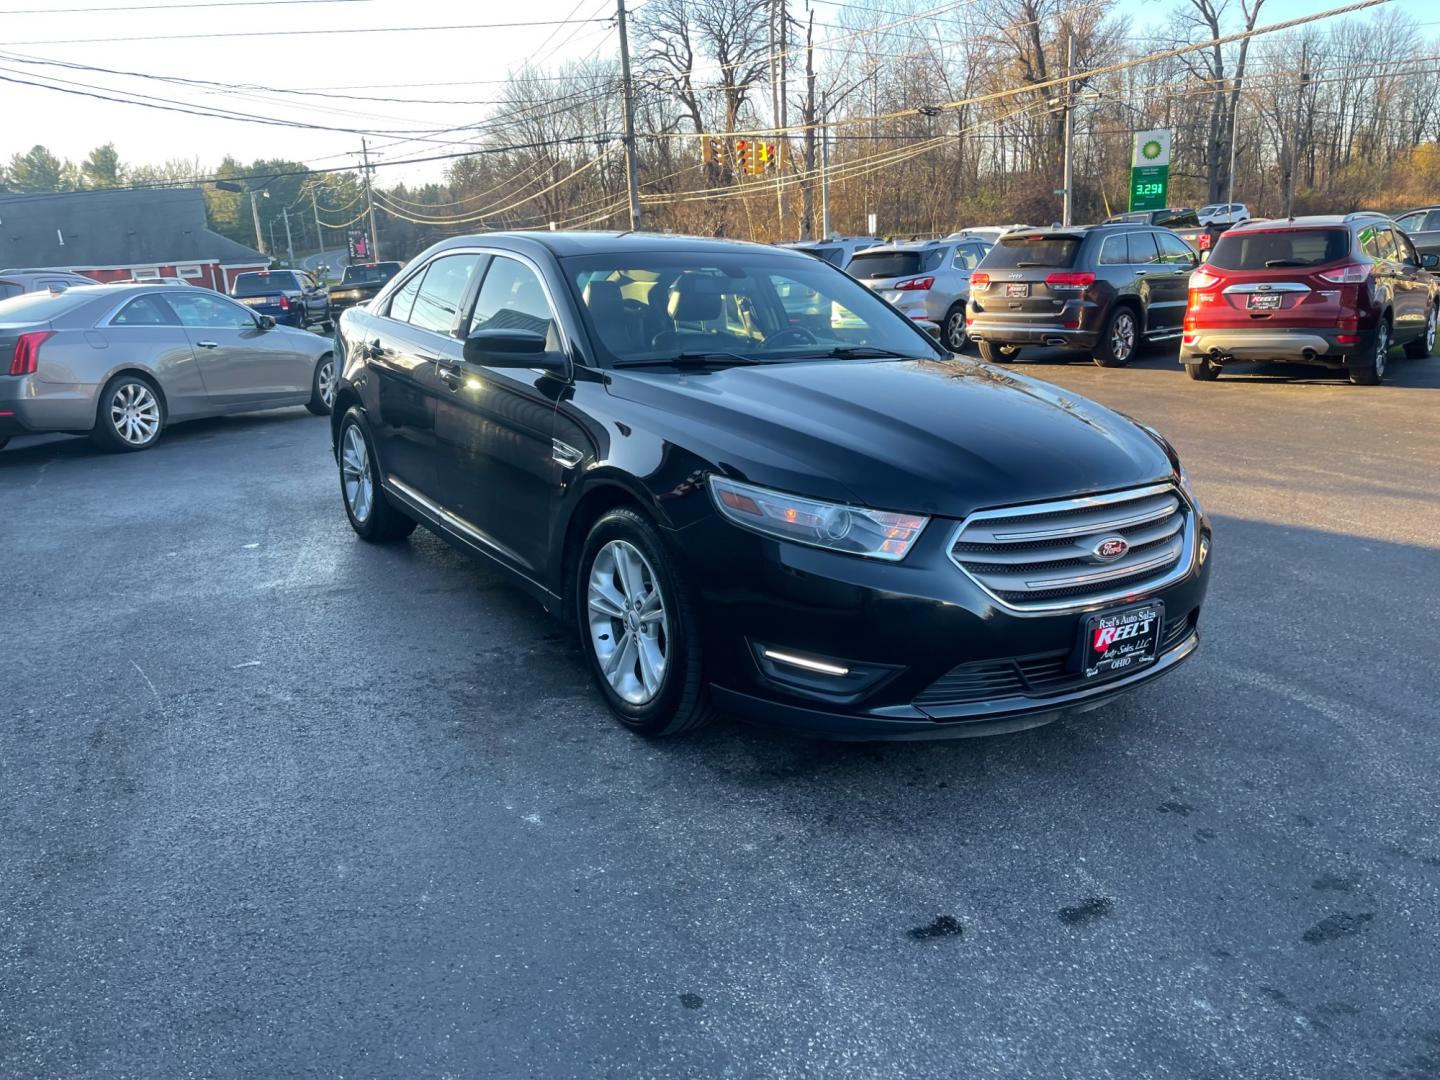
<box><xmin>0</xmin><ymin>288</ymin><xmax>95</xmax><ymax>322</ymax></box>
<box><xmin>1156</xmin><ymin>210</ymin><xmax>1200</xmax><ymax>228</ymax></box>
<box><xmin>1208</xmin><ymin>229</ymin><xmax>1350</xmax><ymax>270</ymax></box>
<box><xmin>847</xmin><ymin>250</ymin><xmax>941</xmax><ymax>278</ymax></box>
<box><xmin>232</xmin><ymin>272</ymin><xmax>298</xmax><ymax>296</ymax></box>
<box><xmin>982</xmin><ymin>235</ymin><xmax>1082</xmax><ymax>269</ymax></box>
<box><xmin>341</xmin><ymin>263</ymin><xmax>401</xmax><ymax>285</ymax></box>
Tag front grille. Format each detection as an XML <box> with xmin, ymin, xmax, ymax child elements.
<box><xmin>914</xmin><ymin>610</ymin><xmax>1197</xmax><ymax>709</ymax></box>
<box><xmin>948</xmin><ymin>483</ymin><xmax>1193</xmax><ymax>611</ymax></box>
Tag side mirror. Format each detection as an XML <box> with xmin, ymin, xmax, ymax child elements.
<box><xmin>257</xmin><ymin>314</ymin><xmax>277</xmax><ymax>330</ymax></box>
<box><xmin>463</xmin><ymin>327</ymin><xmax>564</xmax><ymax>370</ymax></box>
<box><xmin>1422</xmin><ymin>253</ymin><xmax>1439</xmax><ymax>269</ymax></box>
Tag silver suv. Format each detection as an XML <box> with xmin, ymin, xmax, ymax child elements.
<box><xmin>0</xmin><ymin>269</ymin><xmax>96</xmax><ymax>300</ymax></box>
<box><xmin>848</xmin><ymin>237</ymin><xmax>991</xmax><ymax>351</ymax></box>
<box><xmin>777</xmin><ymin>236</ymin><xmax>884</xmax><ymax>270</ymax></box>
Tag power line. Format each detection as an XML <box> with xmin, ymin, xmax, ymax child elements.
<box><xmin>10</xmin><ymin>16</ymin><xmax>614</xmax><ymax>47</ymax></box>
<box><xmin>0</xmin><ymin>0</ymin><xmax>371</xmax><ymax>11</ymax></box>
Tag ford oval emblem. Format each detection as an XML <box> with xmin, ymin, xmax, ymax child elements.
<box><xmin>1093</xmin><ymin>536</ymin><xmax>1129</xmax><ymax>562</ymax></box>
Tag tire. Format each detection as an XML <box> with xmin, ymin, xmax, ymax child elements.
<box><xmin>978</xmin><ymin>341</ymin><xmax>1018</xmax><ymax>364</ymax></box>
<box><xmin>576</xmin><ymin>507</ymin><xmax>716</xmax><ymax>737</ymax></box>
<box><xmin>1403</xmin><ymin>304</ymin><xmax>1436</xmax><ymax>359</ymax></box>
<box><xmin>306</xmin><ymin>353</ymin><xmax>336</xmax><ymax>416</ymax></box>
<box><xmin>338</xmin><ymin>407</ymin><xmax>416</xmax><ymax>541</ymax></box>
<box><xmin>1347</xmin><ymin>316</ymin><xmax>1390</xmax><ymax>385</ymax></box>
<box><xmin>1093</xmin><ymin>305</ymin><xmax>1139</xmax><ymax>367</ymax></box>
<box><xmin>941</xmin><ymin>304</ymin><xmax>969</xmax><ymax>352</ymax></box>
<box><xmin>89</xmin><ymin>373</ymin><xmax>165</xmax><ymax>452</ymax></box>
<box><xmin>1186</xmin><ymin>358</ymin><xmax>1221</xmax><ymax>381</ymax></box>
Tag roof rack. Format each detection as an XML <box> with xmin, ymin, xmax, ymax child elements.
<box><xmin>1343</xmin><ymin>211</ymin><xmax>1388</xmax><ymax>222</ymax></box>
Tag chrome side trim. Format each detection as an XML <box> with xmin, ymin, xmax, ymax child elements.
<box><xmin>551</xmin><ymin>439</ymin><xmax>583</xmax><ymax>468</ymax></box>
<box><xmin>384</xmin><ymin>475</ymin><xmax>524</xmax><ymax>565</ymax></box>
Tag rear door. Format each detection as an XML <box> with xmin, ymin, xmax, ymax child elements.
<box><xmin>168</xmin><ymin>291</ymin><xmax>306</xmax><ymax>405</ymax></box>
<box><xmin>1150</xmin><ymin>231</ymin><xmax>1197</xmax><ymax>334</ymax></box>
<box><xmin>972</xmin><ymin>232</ymin><xmax>1088</xmax><ymax>326</ymax></box>
<box><xmin>1383</xmin><ymin>226</ymin><xmax>1430</xmax><ymax>342</ymax></box>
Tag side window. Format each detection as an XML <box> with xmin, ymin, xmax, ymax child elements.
<box><xmin>1394</xmin><ymin>212</ymin><xmax>1424</xmax><ymax>233</ymax></box>
<box><xmin>169</xmin><ymin>292</ymin><xmax>256</xmax><ymax>329</ymax></box>
<box><xmin>468</xmin><ymin>256</ymin><xmax>558</xmax><ymax>348</ymax></box>
<box><xmin>41</xmin><ymin>279</ymin><xmax>74</xmax><ymax>292</ymax></box>
<box><xmin>112</xmin><ymin>295</ymin><xmax>179</xmax><ymax>326</ymax></box>
<box><xmin>1157</xmin><ymin>232</ymin><xmax>1197</xmax><ymax>264</ymax></box>
<box><xmin>387</xmin><ymin>270</ymin><xmax>423</xmax><ymax>322</ymax></box>
<box><xmin>408</xmin><ymin>253</ymin><xmax>483</xmax><ymax>335</ymax></box>
<box><xmin>1395</xmin><ymin>231</ymin><xmax>1420</xmax><ymax>265</ymax></box>
<box><xmin>951</xmin><ymin>245</ymin><xmax>983</xmax><ymax>271</ymax></box>
<box><xmin>1424</xmin><ymin>210</ymin><xmax>1440</xmax><ymax>232</ymax></box>
<box><xmin>1377</xmin><ymin>227</ymin><xmax>1402</xmax><ymax>261</ymax></box>
<box><xmin>1099</xmin><ymin>235</ymin><xmax>1129</xmax><ymax>265</ymax></box>
<box><xmin>1358</xmin><ymin>226</ymin><xmax>1384</xmax><ymax>260</ymax></box>
<box><xmin>1127</xmin><ymin>232</ymin><xmax>1162</xmax><ymax>265</ymax></box>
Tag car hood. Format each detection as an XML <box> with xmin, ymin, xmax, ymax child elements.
<box><xmin>606</xmin><ymin>358</ymin><xmax>1173</xmax><ymax>518</ymax></box>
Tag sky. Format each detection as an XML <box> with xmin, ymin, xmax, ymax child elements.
<box><xmin>1</xmin><ymin>0</ymin><xmax>1432</xmax><ymax>189</ymax></box>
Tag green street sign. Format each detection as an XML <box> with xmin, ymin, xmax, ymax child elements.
<box><xmin>1130</xmin><ymin>165</ymin><xmax>1169</xmax><ymax>212</ymax></box>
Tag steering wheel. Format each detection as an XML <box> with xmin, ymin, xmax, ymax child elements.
<box><xmin>762</xmin><ymin>326</ymin><xmax>820</xmax><ymax>348</ymax></box>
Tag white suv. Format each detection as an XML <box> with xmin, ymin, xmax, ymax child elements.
<box><xmin>1197</xmin><ymin>203</ymin><xmax>1251</xmax><ymax>226</ymax></box>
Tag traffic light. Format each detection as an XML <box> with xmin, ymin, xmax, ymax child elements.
<box><xmin>735</xmin><ymin>139</ymin><xmax>753</xmax><ymax>175</ymax></box>
<box><xmin>756</xmin><ymin>142</ymin><xmax>772</xmax><ymax>173</ymax></box>
<box><xmin>700</xmin><ymin>135</ymin><xmax>725</xmax><ymax>165</ymax></box>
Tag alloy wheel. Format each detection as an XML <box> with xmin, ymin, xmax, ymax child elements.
<box><xmin>110</xmin><ymin>382</ymin><xmax>161</xmax><ymax>446</ymax></box>
<box><xmin>1375</xmin><ymin>320</ymin><xmax>1388</xmax><ymax>377</ymax></box>
<box><xmin>1111</xmin><ymin>311</ymin><xmax>1136</xmax><ymax>361</ymax></box>
<box><xmin>341</xmin><ymin>424</ymin><xmax>373</xmax><ymax>523</ymax></box>
<box><xmin>587</xmin><ymin>539</ymin><xmax>669</xmax><ymax>705</ymax></box>
<box><xmin>318</xmin><ymin>359</ymin><xmax>336</xmax><ymax>408</ymax></box>
<box><xmin>1428</xmin><ymin>307</ymin><xmax>1437</xmax><ymax>355</ymax></box>
<box><xmin>945</xmin><ymin>310</ymin><xmax>968</xmax><ymax>351</ymax></box>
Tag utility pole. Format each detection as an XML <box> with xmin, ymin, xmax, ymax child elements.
<box><xmin>359</xmin><ymin>137</ymin><xmax>380</xmax><ymax>259</ymax></box>
<box><xmin>1061</xmin><ymin>29</ymin><xmax>1075</xmax><ymax>227</ymax></box>
<box><xmin>311</xmin><ymin>189</ymin><xmax>326</xmax><ymax>264</ymax></box>
<box><xmin>248</xmin><ymin>189</ymin><xmax>266</xmax><ymax>255</ymax></box>
<box><xmin>801</xmin><ymin>6</ymin><xmax>815</xmax><ymax>240</ymax></box>
<box><xmin>1284</xmin><ymin>42</ymin><xmax>1309</xmax><ymax>218</ymax></box>
<box><xmin>820</xmin><ymin>90</ymin><xmax>831</xmax><ymax>238</ymax></box>
<box><xmin>268</xmin><ymin>219</ymin><xmax>277</xmax><ymax>260</ymax></box>
<box><xmin>775</xmin><ymin>0</ymin><xmax>788</xmax><ymax>234</ymax></box>
<box><xmin>282</xmin><ymin>207</ymin><xmax>295</xmax><ymax>267</ymax></box>
<box><xmin>616</xmin><ymin>0</ymin><xmax>642</xmax><ymax>230</ymax></box>
<box><xmin>1225</xmin><ymin>74</ymin><xmax>1241</xmax><ymax>208</ymax></box>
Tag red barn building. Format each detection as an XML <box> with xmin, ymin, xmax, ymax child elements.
<box><xmin>0</xmin><ymin>187</ymin><xmax>268</xmax><ymax>291</ymax></box>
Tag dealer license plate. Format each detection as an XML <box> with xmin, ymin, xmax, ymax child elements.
<box><xmin>1005</xmin><ymin>283</ymin><xmax>1030</xmax><ymax>297</ymax></box>
<box><xmin>1246</xmin><ymin>292</ymin><xmax>1283</xmax><ymax>310</ymax></box>
<box><xmin>238</xmin><ymin>297</ymin><xmax>267</xmax><ymax>306</ymax></box>
<box><xmin>1081</xmin><ymin>602</ymin><xmax>1163</xmax><ymax>679</ymax></box>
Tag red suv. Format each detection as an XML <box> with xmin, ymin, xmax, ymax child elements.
<box><xmin>1182</xmin><ymin>213</ymin><xmax>1439</xmax><ymax>385</ymax></box>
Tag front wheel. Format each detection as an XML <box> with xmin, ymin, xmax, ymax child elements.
<box><xmin>1403</xmin><ymin>304</ymin><xmax>1436</xmax><ymax>359</ymax></box>
<box><xmin>338</xmin><ymin>408</ymin><xmax>416</xmax><ymax>541</ymax></box>
<box><xmin>1094</xmin><ymin>306</ymin><xmax>1138</xmax><ymax>367</ymax></box>
<box><xmin>942</xmin><ymin>305</ymin><xmax>969</xmax><ymax>352</ymax></box>
<box><xmin>978</xmin><ymin>341</ymin><xmax>1018</xmax><ymax>364</ymax></box>
<box><xmin>577</xmin><ymin>507</ymin><xmax>715</xmax><ymax>737</ymax></box>
<box><xmin>306</xmin><ymin>353</ymin><xmax>336</xmax><ymax>416</ymax></box>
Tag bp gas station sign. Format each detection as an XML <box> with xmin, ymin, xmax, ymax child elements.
<box><xmin>1129</xmin><ymin>129</ymin><xmax>1172</xmax><ymax>212</ymax></box>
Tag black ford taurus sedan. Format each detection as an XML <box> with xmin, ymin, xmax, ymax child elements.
<box><xmin>329</xmin><ymin>232</ymin><xmax>1212</xmax><ymax>739</ymax></box>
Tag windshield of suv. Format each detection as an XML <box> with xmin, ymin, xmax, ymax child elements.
<box><xmin>982</xmin><ymin>234</ymin><xmax>1082</xmax><ymax>269</ymax></box>
<box><xmin>341</xmin><ymin>263</ymin><xmax>401</xmax><ymax>285</ymax></box>
<box><xmin>847</xmin><ymin>249</ymin><xmax>942</xmax><ymax>279</ymax></box>
<box><xmin>564</xmin><ymin>251</ymin><xmax>943</xmax><ymax>368</ymax></box>
<box><xmin>1208</xmin><ymin>229</ymin><xmax>1350</xmax><ymax>270</ymax></box>
<box><xmin>232</xmin><ymin>272</ymin><xmax>299</xmax><ymax>296</ymax></box>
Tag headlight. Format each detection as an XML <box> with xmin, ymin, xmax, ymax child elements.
<box><xmin>707</xmin><ymin>475</ymin><xmax>928</xmax><ymax>561</ymax></box>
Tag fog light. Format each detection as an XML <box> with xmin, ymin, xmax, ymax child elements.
<box><xmin>762</xmin><ymin>648</ymin><xmax>849</xmax><ymax>677</ymax></box>
<box><xmin>1199</xmin><ymin>533</ymin><xmax>1211</xmax><ymax>565</ymax></box>
<box><xmin>750</xmin><ymin>641</ymin><xmax>903</xmax><ymax>704</ymax></box>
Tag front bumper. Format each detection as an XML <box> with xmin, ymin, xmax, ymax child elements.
<box><xmin>676</xmin><ymin>499</ymin><xmax>1212</xmax><ymax>740</ymax></box>
<box><xmin>1182</xmin><ymin>327</ymin><xmax>1369</xmax><ymax>367</ymax></box>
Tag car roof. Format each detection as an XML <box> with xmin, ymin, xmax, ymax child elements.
<box><xmin>424</xmin><ymin>230</ymin><xmax>810</xmax><ymax>261</ymax></box>
<box><xmin>1227</xmin><ymin>215</ymin><xmax>1375</xmax><ymax>232</ymax></box>
<box><xmin>852</xmin><ymin>239</ymin><xmax>946</xmax><ymax>254</ymax></box>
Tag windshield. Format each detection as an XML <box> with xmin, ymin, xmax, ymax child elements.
<box><xmin>0</xmin><ymin>287</ymin><xmax>97</xmax><ymax>323</ymax></box>
<box><xmin>341</xmin><ymin>263</ymin><xmax>400</xmax><ymax>285</ymax></box>
<box><xmin>563</xmin><ymin>251</ymin><xmax>943</xmax><ymax>368</ymax></box>
<box><xmin>1208</xmin><ymin>229</ymin><xmax>1349</xmax><ymax>270</ymax></box>
<box><xmin>847</xmin><ymin>249</ymin><xmax>941</xmax><ymax>279</ymax></box>
<box><xmin>232</xmin><ymin>272</ymin><xmax>298</xmax><ymax>296</ymax></box>
<box><xmin>983</xmin><ymin>235</ymin><xmax>1082</xmax><ymax>269</ymax></box>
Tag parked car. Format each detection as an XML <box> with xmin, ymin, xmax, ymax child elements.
<box><xmin>1181</xmin><ymin>212</ymin><xmax>1439</xmax><ymax>385</ymax></box>
<box><xmin>1106</xmin><ymin>208</ymin><xmax>1201</xmax><ymax>229</ymax></box>
<box><xmin>0</xmin><ymin>269</ymin><xmax>95</xmax><ymax>300</ymax></box>
<box><xmin>329</xmin><ymin>231</ymin><xmax>1211</xmax><ymax>740</ymax></box>
<box><xmin>1196</xmin><ymin>203</ymin><xmax>1251</xmax><ymax>227</ymax></box>
<box><xmin>1392</xmin><ymin>205</ymin><xmax>1440</xmax><ymax>258</ymax></box>
<box><xmin>229</xmin><ymin>269</ymin><xmax>331</xmax><ymax>329</ymax></box>
<box><xmin>967</xmin><ymin>223</ymin><xmax>1198</xmax><ymax>366</ymax></box>
<box><xmin>106</xmin><ymin>276</ymin><xmax>192</xmax><ymax>286</ymax></box>
<box><xmin>327</xmin><ymin>261</ymin><xmax>404</xmax><ymax>316</ymax></box>
<box><xmin>848</xmin><ymin>237</ymin><xmax>992</xmax><ymax>351</ymax></box>
<box><xmin>944</xmin><ymin>225</ymin><xmax>1031</xmax><ymax>246</ymax></box>
<box><xmin>777</xmin><ymin>236</ymin><xmax>884</xmax><ymax>270</ymax></box>
<box><xmin>0</xmin><ymin>284</ymin><xmax>335</xmax><ymax>452</ymax></box>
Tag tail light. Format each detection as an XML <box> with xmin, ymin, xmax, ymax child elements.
<box><xmin>1317</xmin><ymin>262</ymin><xmax>1369</xmax><ymax>284</ymax></box>
<box><xmin>970</xmin><ymin>273</ymin><xmax>991</xmax><ymax>291</ymax></box>
<box><xmin>1189</xmin><ymin>267</ymin><xmax>1223</xmax><ymax>291</ymax></box>
<box><xmin>1045</xmin><ymin>271</ymin><xmax>1094</xmax><ymax>291</ymax></box>
<box><xmin>278</xmin><ymin>295</ymin><xmax>291</xmax><ymax>310</ymax></box>
<box><xmin>9</xmin><ymin>331</ymin><xmax>53</xmax><ymax>376</ymax></box>
<box><xmin>1196</xmin><ymin>233</ymin><xmax>1212</xmax><ymax>250</ymax></box>
<box><xmin>894</xmin><ymin>276</ymin><xmax>934</xmax><ymax>291</ymax></box>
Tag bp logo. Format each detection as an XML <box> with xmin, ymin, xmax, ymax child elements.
<box><xmin>1141</xmin><ymin>139</ymin><xmax>1164</xmax><ymax>161</ymax></box>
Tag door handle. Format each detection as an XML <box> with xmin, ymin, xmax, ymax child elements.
<box><xmin>1133</xmin><ymin>270</ymin><xmax>1148</xmax><ymax>277</ymax></box>
<box><xmin>196</xmin><ymin>340</ymin><xmax>219</xmax><ymax>348</ymax></box>
<box><xmin>431</xmin><ymin>356</ymin><xmax>464</xmax><ymax>390</ymax></box>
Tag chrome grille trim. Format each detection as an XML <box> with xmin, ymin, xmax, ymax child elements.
<box><xmin>947</xmin><ymin>483</ymin><xmax>1196</xmax><ymax>614</ymax></box>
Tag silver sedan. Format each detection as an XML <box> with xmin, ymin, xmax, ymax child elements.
<box><xmin>0</xmin><ymin>284</ymin><xmax>335</xmax><ymax>452</ymax></box>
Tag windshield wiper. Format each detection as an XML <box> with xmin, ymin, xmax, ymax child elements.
<box><xmin>787</xmin><ymin>346</ymin><xmax>913</xmax><ymax>360</ymax></box>
<box><xmin>1264</xmin><ymin>259</ymin><xmax>1311</xmax><ymax>267</ymax></box>
<box><xmin>611</xmin><ymin>351</ymin><xmax>764</xmax><ymax>369</ymax></box>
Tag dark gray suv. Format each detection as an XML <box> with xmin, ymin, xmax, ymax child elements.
<box><xmin>966</xmin><ymin>224</ymin><xmax>1199</xmax><ymax>367</ymax></box>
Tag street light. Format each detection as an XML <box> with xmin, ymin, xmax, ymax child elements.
<box><xmin>211</xmin><ymin>180</ymin><xmax>270</xmax><ymax>255</ymax></box>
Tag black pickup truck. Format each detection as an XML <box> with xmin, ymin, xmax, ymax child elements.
<box><xmin>326</xmin><ymin>261</ymin><xmax>403</xmax><ymax>316</ymax></box>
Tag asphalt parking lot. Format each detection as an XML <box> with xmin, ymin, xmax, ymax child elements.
<box><xmin>3</xmin><ymin>348</ymin><xmax>1438</xmax><ymax>1079</ymax></box>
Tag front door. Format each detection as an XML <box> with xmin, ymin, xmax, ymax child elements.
<box><xmin>1152</xmin><ymin>230</ymin><xmax>1198</xmax><ymax>334</ymax></box>
<box><xmin>432</xmin><ymin>253</ymin><xmax>564</xmax><ymax>580</ymax></box>
<box><xmin>167</xmin><ymin>291</ymin><xmax>307</xmax><ymax>405</ymax></box>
